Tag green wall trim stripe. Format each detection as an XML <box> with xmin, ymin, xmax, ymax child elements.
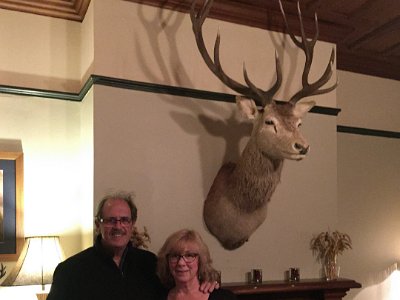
<box><xmin>0</xmin><ymin>83</ymin><xmax>81</xmax><ymax>101</ymax></box>
<box><xmin>1</xmin><ymin>75</ymin><xmax>398</xmax><ymax>138</ymax></box>
<box><xmin>0</xmin><ymin>74</ymin><xmax>341</xmax><ymax>115</ymax></box>
<box><xmin>92</xmin><ymin>75</ymin><xmax>341</xmax><ymax>116</ymax></box>
<box><xmin>91</xmin><ymin>75</ymin><xmax>236</xmax><ymax>103</ymax></box>
<box><xmin>337</xmin><ymin>125</ymin><xmax>400</xmax><ymax>139</ymax></box>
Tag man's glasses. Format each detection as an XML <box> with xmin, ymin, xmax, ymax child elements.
<box><xmin>167</xmin><ymin>253</ymin><xmax>199</xmax><ymax>264</ymax></box>
<box><xmin>99</xmin><ymin>217</ymin><xmax>132</xmax><ymax>226</ymax></box>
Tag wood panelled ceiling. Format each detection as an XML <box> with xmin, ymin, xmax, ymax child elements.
<box><xmin>1</xmin><ymin>0</ymin><xmax>399</xmax><ymax>81</ymax></box>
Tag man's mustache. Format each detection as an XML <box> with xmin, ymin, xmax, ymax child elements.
<box><xmin>110</xmin><ymin>229</ymin><xmax>126</xmax><ymax>235</ymax></box>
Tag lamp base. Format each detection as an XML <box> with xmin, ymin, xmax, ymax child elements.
<box><xmin>36</xmin><ymin>292</ymin><xmax>48</xmax><ymax>300</ymax></box>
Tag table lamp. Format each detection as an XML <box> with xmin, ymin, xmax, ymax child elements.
<box><xmin>1</xmin><ymin>236</ymin><xmax>64</xmax><ymax>300</ymax></box>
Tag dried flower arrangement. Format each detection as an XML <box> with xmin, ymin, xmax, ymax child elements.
<box><xmin>310</xmin><ymin>230</ymin><xmax>352</xmax><ymax>262</ymax></box>
<box><xmin>131</xmin><ymin>226</ymin><xmax>151</xmax><ymax>249</ymax></box>
<box><xmin>310</xmin><ymin>230</ymin><xmax>352</xmax><ymax>280</ymax></box>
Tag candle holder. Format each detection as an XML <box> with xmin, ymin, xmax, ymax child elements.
<box><xmin>288</xmin><ymin>268</ymin><xmax>300</xmax><ymax>281</ymax></box>
<box><xmin>251</xmin><ymin>269</ymin><xmax>263</xmax><ymax>284</ymax></box>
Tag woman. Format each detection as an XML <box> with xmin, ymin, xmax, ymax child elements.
<box><xmin>157</xmin><ymin>229</ymin><xmax>237</xmax><ymax>300</ymax></box>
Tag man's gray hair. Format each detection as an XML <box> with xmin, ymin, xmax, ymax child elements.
<box><xmin>95</xmin><ymin>191</ymin><xmax>138</xmax><ymax>222</ymax></box>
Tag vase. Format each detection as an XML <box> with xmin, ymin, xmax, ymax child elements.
<box><xmin>323</xmin><ymin>255</ymin><xmax>340</xmax><ymax>280</ymax></box>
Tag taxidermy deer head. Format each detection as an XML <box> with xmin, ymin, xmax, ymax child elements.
<box><xmin>190</xmin><ymin>0</ymin><xmax>337</xmax><ymax>250</ymax></box>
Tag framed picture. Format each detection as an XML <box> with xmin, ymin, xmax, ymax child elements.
<box><xmin>0</xmin><ymin>151</ymin><xmax>24</xmax><ymax>261</ymax></box>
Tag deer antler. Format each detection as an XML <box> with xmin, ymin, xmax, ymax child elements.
<box><xmin>279</xmin><ymin>0</ymin><xmax>338</xmax><ymax>104</ymax></box>
<box><xmin>190</xmin><ymin>0</ymin><xmax>282</xmax><ymax>107</ymax></box>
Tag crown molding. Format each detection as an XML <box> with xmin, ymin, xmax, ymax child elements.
<box><xmin>0</xmin><ymin>0</ymin><xmax>90</xmax><ymax>22</ymax></box>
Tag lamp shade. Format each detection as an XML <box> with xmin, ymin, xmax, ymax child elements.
<box><xmin>1</xmin><ymin>236</ymin><xmax>64</xmax><ymax>287</ymax></box>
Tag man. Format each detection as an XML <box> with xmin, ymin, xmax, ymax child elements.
<box><xmin>48</xmin><ymin>192</ymin><xmax>217</xmax><ymax>300</ymax></box>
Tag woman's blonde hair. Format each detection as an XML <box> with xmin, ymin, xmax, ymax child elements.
<box><xmin>157</xmin><ymin>229</ymin><xmax>219</xmax><ymax>288</ymax></box>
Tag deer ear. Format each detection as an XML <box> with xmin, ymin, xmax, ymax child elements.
<box><xmin>236</xmin><ymin>96</ymin><xmax>259</xmax><ymax>120</ymax></box>
<box><xmin>293</xmin><ymin>100</ymin><xmax>316</xmax><ymax>117</ymax></box>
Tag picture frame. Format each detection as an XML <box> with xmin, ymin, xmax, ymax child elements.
<box><xmin>0</xmin><ymin>151</ymin><xmax>24</xmax><ymax>261</ymax></box>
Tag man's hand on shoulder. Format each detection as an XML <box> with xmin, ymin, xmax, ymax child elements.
<box><xmin>199</xmin><ymin>280</ymin><xmax>220</xmax><ymax>293</ymax></box>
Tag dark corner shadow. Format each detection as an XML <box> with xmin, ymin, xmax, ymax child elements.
<box><xmin>0</xmin><ymin>139</ymin><xmax>23</xmax><ymax>153</ymax></box>
<box><xmin>132</xmin><ymin>1</ymin><xmax>253</xmax><ymax>197</ymax></box>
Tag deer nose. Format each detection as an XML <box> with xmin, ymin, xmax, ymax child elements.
<box><xmin>294</xmin><ymin>143</ymin><xmax>309</xmax><ymax>155</ymax></box>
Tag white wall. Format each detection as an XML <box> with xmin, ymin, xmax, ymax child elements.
<box><xmin>0</xmin><ymin>11</ymin><xmax>79</xmax><ymax>92</ymax></box>
<box><xmin>0</xmin><ymin>94</ymin><xmax>88</xmax><ymax>248</ymax></box>
<box><xmin>0</xmin><ymin>92</ymin><xmax>94</xmax><ymax>298</ymax></box>
<box><xmin>337</xmin><ymin>71</ymin><xmax>400</xmax><ymax>132</ymax></box>
<box><xmin>0</xmin><ymin>1</ymin><xmax>95</xmax><ymax>289</ymax></box>
<box><xmin>337</xmin><ymin>70</ymin><xmax>400</xmax><ymax>299</ymax></box>
<box><xmin>338</xmin><ymin>133</ymin><xmax>400</xmax><ymax>300</ymax></box>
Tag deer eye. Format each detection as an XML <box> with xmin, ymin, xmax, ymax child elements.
<box><xmin>265</xmin><ymin>120</ymin><xmax>274</xmax><ymax>125</ymax></box>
